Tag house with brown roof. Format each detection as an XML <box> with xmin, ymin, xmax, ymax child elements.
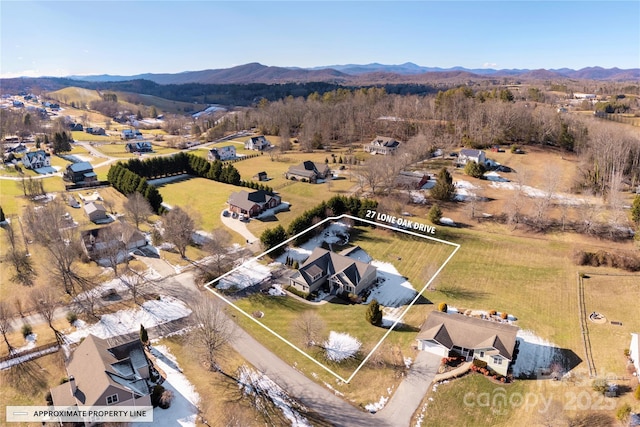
<box><xmin>285</xmin><ymin>161</ymin><xmax>330</xmax><ymax>183</ymax></box>
<box><xmin>50</xmin><ymin>334</ymin><xmax>154</xmax><ymax>409</ymax></box>
<box><xmin>416</xmin><ymin>311</ymin><xmax>519</xmax><ymax>376</ymax></box>
<box><xmin>364</xmin><ymin>136</ymin><xmax>401</xmax><ymax>155</ymax></box>
<box><xmin>289</xmin><ymin>247</ymin><xmax>377</xmax><ymax>295</ymax></box>
<box><xmin>227</xmin><ymin>190</ymin><xmax>281</xmax><ymax>217</ymax></box>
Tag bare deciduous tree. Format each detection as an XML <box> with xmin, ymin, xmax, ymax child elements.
<box><xmin>0</xmin><ymin>301</ymin><xmax>16</xmax><ymax>354</ymax></box>
<box><xmin>30</xmin><ymin>287</ymin><xmax>63</xmax><ymax>344</ymax></box>
<box><xmin>162</xmin><ymin>207</ymin><xmax>195</xmax><ymax>258</ymax></box>
<box><xmin>93</xmin><ymin>225</ymin><xmax>126</xmax><ymax>277</ymax></box>
<box><xmin>294</xmin><ymin>311</ymin><xmax>325</xmax><ymax>348</ymax></box>
<box><xmin>123</xmin><ymin>192</ymin><xmax>153</xmax><ymax>230</ymax></box>
<box><xmin>190</xmin><ymin>298</ymin><xmax>235</xmax><ymax>371</ymax></box>
<box><xmin>120</xmin><ymin>268</ymin><xmax>146</xmax><ymax>305</ymax></box>
<box><xmin>199</xmin><ymin>229</ymin><xmax>238</xmax><ymax>281</ymax></box>
<box><xmin>23</xmin><ymin>200</ymin><xmax>83</xmax><ymax>295</ymax></box>
<box><xmin>3</xmin><ymin>221</ymin><xmax>36</xmax><ymax>286</ymax></box>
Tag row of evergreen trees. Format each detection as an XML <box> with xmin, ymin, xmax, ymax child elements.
<box><xmin>107</xmin><ymin>164</ymin><xmax>163</xmax><ymax>212</ymax></box>
<box><xmin>260</xmin><ymin>195</ymin><xmax>378</xmax><ymax>254</ymax></box>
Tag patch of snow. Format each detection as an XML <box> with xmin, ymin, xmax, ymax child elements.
<box><xmin>323</xmin><ymin>331</ymin><xmax>361</xmax><ymax>362</ymax></box>
<box><xmin>409</xmin><ymin>191</ymin><xmax>427</xmax><ymax>204</ymax></box>
<box><xmin>216</xmin><ymin>260</ymin><xmax>271</xmax><ymax>290</ymax></box>
<box><xmin>446</xmin><ymin>306</ymin><xmax>459</xmax><ymax>314</ymax></box>
<box><xmin>65</xmin><ymin>296</ymin><xmax>192</xmax><ymax>343</ymax></box>
<box><xmin>365</xmin><ymin>395</ymin><xmax>389</xmax><ymax>413</ymax></box>
<box><xmin>256</xmin><ymin>202</ymin><xmax>290</xmax><ymax>219</ymax></box>
<box><xmin>0</xmin><ymin>345</ymin><xmax>59</xmax><ymax>370</ymax></box>
<box><xmin>511</xmin><ymin>330</ymin><xmax>561</xmax><ymax>377</ymax></box>
<box><xmin>268</xmin><ymin>284</ymin><xmax>286</xmax><ymax>296</ymax></box>
<box><xmin>404</xmin><ymin>357</ymin><xmax>413</xmax><ymax>369</ymax></box>
<box><xmin>134</xmin><ymin>345</ymin><xmax>200</xmax><ymax>427</ymax></box>
<box><xmin>439</xmin><ymin>217</ymin><xmax>456</xmax><ymax>226</ymax></box>
<box><xmin>455</xmin><ymin>180</ymin><xmax>478</xmax><ymax>190</ymax></box>
<box><xmin>484</xmin><ymin>171</ymin><xmax>510</xmax><ymax>182</ymax></box>
<box><xmin>366</xmin><ymin>261</ymin><xmax>417</xmax><ymax>307</ymax></box>
<box><xmin>238</xmin><ymin>365</ymin><xmax>311</xmax><ymax>427</ymax></box>
<box><xmin>488</xmin><ymin>181</ymin><xmax>588</xmax><ymax>205</ymax></box>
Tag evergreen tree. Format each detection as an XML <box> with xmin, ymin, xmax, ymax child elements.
<box><xmin>431</xmin><ymin>168</ymin><xmax>455</xmax><ymax>201</ymax></box>
<box><xmin>140</xmin><ymin>324</ymin><xmax>149</xmax><ymax>347</ymax></box>
<box><xmin>464</xmin><ymin>161</ymin><xmax>485</xmax><ymax>178</ymax></box>
<box><xmin>365</xmin><ymin>299</ymin><xmax>383</xmax><ymax>326</ymax></box>
<box><xmin>150</xmin><ymin>106</ymin><xmax>158</xmax><ymax>118</ymax></box>
<box><xmin>136</xmin><ymin>110</ymin><xmax>143</xmax><ymax>120</ymax></box>
<box><xmin>558</xmin><ymin>122</ymin><xmax>575</xmax><ymax>152</ymax></box>
<box><xmin>428</xmin><ymin>203</ymin><xmax>443</xmax><ymax>223</ymax></box>
<box><xmin>0</xmin><ymin>206</ymin><xmax>5</xmax><ymax>222</ymax></box>
<box><xmin>260</xmin><ymin>225</ymin><xmax>287</xmax><ymax>256</ymax></box>
<box><xmin>631</xmin><ymin>195</ymin><xmax>640</xmax><ymax>225</ymax></box>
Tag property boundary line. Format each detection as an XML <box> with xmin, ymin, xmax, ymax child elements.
<box><xmin>204</xmin><ymin>213</ymin><xmax>460</xmax><ymax>383</ymax></box>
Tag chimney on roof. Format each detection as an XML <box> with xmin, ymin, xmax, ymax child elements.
<box><xmin>69</xmin><ymin>375</ymin><xmax>77</xmax><ymax>396</ymax></box>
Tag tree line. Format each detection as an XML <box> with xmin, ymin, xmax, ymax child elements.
<box><xmin>260</xmin><ymin>195</ymin><xmax>378</xmax><ymax>253</ymax></box>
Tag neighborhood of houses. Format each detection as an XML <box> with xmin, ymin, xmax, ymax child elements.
<box><xmin>2</xmin><ymin>93</ymin><xmax>639</xmax><ymax>426</ymax></box>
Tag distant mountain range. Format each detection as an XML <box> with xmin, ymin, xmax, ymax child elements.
<box><xmin>67</xmin><ymin>62</ymin><xmax>640</xmax><ymax>85</ymax></box>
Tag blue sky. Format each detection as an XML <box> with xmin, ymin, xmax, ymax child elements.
<box><xmin>1</xmin><ymin>1</ymin><xmax>638</xmax><ymax>78</ymax></box>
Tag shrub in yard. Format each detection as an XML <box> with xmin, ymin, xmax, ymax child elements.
<box><xmin>592</xmin><ymin>378</ymin><xmax>608</xmax><ymax>395</ymax></box>
<box><xmin>500</xmin><ymin>312</ymin><xmax>508</xmax><ymax>320</ymax></box>
<box><xmin>616</xmin><ymin>403</ymin><xmax>631</xmax><ymax>422</ymax></box>
<box><xmin>45</xmin><ymin>391</ymin><xmax>53</xmax><ymax>406</ymax></box>
<box><xmin>159</xmin><ymin>390</ymin><xmax>173</xmax><ymax>409</ymax></box>
<box><xmin>472</xmin><ymin>359</ymin><xmax>488</xmax><ymax>369</ymax></box>
<box><xmin>428</xmin><ymin>203</ymin><xmax>443</xmax><ymax>224</ymax></box>
<box><xmin>151</xmin><ymin>385</ymin><xmax>165</xmax><ymax>408</ymax></box>
<box><xmin>635</xmin><ymin>384</ymin><xmax>640</xmax><ymax>400</ymax></box>
<box><xmin>489</xmin><ymin>309</ymin><xmax>497</xmax><ymax>316</ymax></box>
<box><xmin>286</xmin><ymin>285</ymin><xmax>308</xmax><ymax>299</ymax></box>
<box><xmin>66</xmin><ymin>312</ymin><xmax>78</xmax><ymax>325</ymax></box>
<box><xmin>21</xmin><ymin>324</ymin><xmax>32</xmax><ymax>338</ymax></box>
<box><xmin>437</xmin><ymin>302</ymin><xmax>448</xmax><ymax>312</ymax></box>
<box><xmin>365</xmin><ymin>299</ymin><xmax>383</xmax><ymax>326</ymax></box>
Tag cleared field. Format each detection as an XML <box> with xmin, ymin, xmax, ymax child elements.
<box><xmin>157</xmin><ymin>177</ymin><xmax>240</xmax><ymax>238</ymax></box>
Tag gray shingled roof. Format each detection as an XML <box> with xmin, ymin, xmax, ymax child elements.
<box><xmin>416</xmin><ymin>311</ymin><xmax>519</xmax><ymax>360</ymax></box>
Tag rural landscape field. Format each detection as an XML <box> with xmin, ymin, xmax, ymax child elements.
<box><xmin>1</xmin><ymin>1</ymin><xmax>639</xmax><ymax>426</ymax></box>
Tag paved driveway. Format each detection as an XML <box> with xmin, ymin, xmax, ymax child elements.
<box><xmin>220</xmin><ymin>210</ymin><xmax>258</xmax><ymax>244</ymax></box>
<box><xmin>376</xmin><ymin>351</ymin><xmax>441</xmax><ymax>426</ymax></box>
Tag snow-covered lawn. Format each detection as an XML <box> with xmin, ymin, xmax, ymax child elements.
<box><xmin>367</xmin><ymin>261</ymin><xmax>417</xmax><ymax>307</ymax></box>
<box><xmin>216</xmin><ymin>260</ymin><xmax>272</xmax><ymax>290</ymax></box>
<box><xmin>410</xmin><ymin>190</ymin><xmax>427</xmax><ymax>204</ymax></box>
<box><xmin>484</xmin><ymin>171</ymin><xmax>510</xmax><ymax>182</ymax></box>
<box><xmin>488</xmin><ymin>181</ymin><xmax>589</xmax><ymax>205</ymax></box>
<box><xmin>65</xmin><ymin>296</ymin><xmax>192</xmax><ymax>343</ymax></box>
<box><xmin>323</xmin><ymin>332</ymin><xmax>361</xmax><ymax>362</ymax></box>
<box><xmin>238</xmin><ymin>365</ymin><xmax>311</xmax><ymax>427</ymax></box>
<box><xmin>133</xmin><ymin>345</ymin><xmax>200</xmax><ymax>427</ymax></box>
<box><xmin>511</xmin><ymin>330</ymin><xmax>561</xmax><ymax>377</ymax></box>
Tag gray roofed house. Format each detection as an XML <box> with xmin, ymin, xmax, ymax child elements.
<box><xmin>285</xmin><ymin>161</ymin><xmax>330</xmax><ymax>183</ymax></box>
<box><xmin>245</xmin><ymin>135</ymin><xmax>271</xmax><ymax>151</ymax></box>
<box><xmin>416</xmin><ymin>311</ymin><xmax>519</xmax><ymax>376</ymax></box>
<box><xmin>289</xmin><ymin>247</ymin><xmax>377</xmax><ymax>295</ymax></box>
<box><xmin>84</xmin><ymin>201</ymin><xmax>108</xmax><ymax>222</ymax></box>
<box><xmin>227</xmin><ymin>190</ymin><xmax>281</xmax><ymax>217</ymax></box>
<box><xmin>457</xmin><ymin>149</ymin><xmax>486</xmax><ymax>166</ymax></box>
<box><xmin>64</xmin><ymin>161</ymin><xmax>96</xmax><ymax>183</ymax></box>
<box><xmin>364</xmin><ymin>136</ymin><xmax>401</xmax><ymax>155</ymax></box>
<box><xmin>22</xmin><ymin>150</ymin><xmax>51</xmax><ymax>169</ymax></box>
<box><xmin>50</xmin><ymin>334</ymin><xmax>153</xmax><ymax>409</ymax></box>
